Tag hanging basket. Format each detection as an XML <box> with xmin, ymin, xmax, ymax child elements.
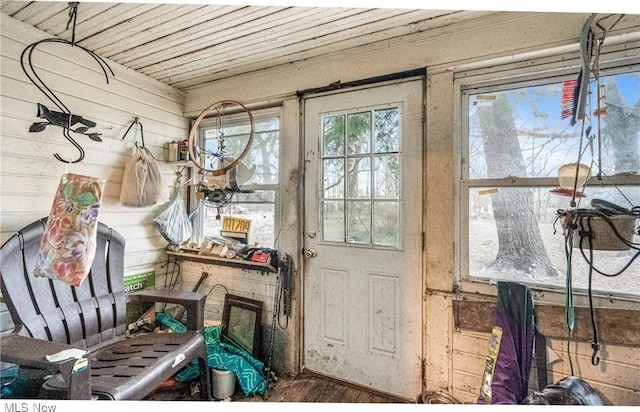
<box><xmin>573</xmin><ymin>215</ymin><xmax>638</xmax><ymax>251</ymax></box>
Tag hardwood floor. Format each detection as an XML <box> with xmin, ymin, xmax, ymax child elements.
<box><xmin>146</xmin><ymin>371</ymin><xmax>411</xmax><ymax>403</ymax></box>
<box><xmin>242</xmin><ymin>371</ymin><xmax>409</xmax><ymax>403</ymax></box>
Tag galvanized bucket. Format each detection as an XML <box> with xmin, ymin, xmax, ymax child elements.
<box><xmin>210</xmin><ymin>368</ymin><xmax>236</xmax><ymax>400</ymax></box>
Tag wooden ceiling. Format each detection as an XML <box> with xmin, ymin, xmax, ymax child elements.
<box><xmin>1</xmin><ymin>1</ymin><xmax>495</xmax><ymax>92</ymax></box>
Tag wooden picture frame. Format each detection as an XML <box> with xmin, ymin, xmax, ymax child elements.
<box><xmin>222</xmin><ymin>293</ymin><xmax>263</xmax><ymax>360</ymax></box>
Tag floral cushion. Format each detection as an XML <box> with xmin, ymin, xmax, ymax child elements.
<box><xmin>33</xmin><ymin>173</ymin><xmax>105</xmax><ymax>287</ymax></box>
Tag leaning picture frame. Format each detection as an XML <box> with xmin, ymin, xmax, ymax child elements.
<box><xmin>222</xmin><ymin>293</ymin><xmax>263</xmax><ymax>360</ymax></box>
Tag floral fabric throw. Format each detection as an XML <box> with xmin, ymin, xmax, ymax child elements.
<box><xmin>33</xmin><ymin>173</ymin><xmax>105</xmax><ymax>287</ymax></box>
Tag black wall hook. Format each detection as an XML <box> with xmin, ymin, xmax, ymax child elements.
<box><xmin>121</xmin><ymin>117</ymin><xmax>145</xmax><ymax>148</ymax></box>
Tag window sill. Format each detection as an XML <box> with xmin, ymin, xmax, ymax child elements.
<box><xmin>166</xmin><ymin>250</ymin><xmax>277</xmax><ymax>273</ymax></box>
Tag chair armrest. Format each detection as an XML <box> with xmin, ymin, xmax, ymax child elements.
<box><xmin>127</xmin><ymin>288</ymin><xmax>206</xmax><ymax>333</ymax></box>
<box><xmin>0</xmin><ymin>334</ymin><xmax>91</xmax><ymax>399</ymax></box>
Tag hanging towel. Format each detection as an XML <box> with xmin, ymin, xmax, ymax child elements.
<box><xmin>175</xmin><ymin>325</ymin><xmax>266</xmax><ymax>397</ymax></box>
<box><xmin>478</xmin><ymin>281</ymin><xmax>536</xmax><ymax>404</ymax></box>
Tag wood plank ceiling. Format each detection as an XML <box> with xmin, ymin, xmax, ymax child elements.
<box><xmin>1</xmin><ymin>1</ymin><xmax>493</xmax><ymax>93</ymax></box>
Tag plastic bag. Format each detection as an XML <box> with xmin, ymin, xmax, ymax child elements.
<box><xmin>153</xmin><ymin>187</ymin><xmax>192</xmax><ymax>244</ymax></box>
<box><xmin>33</xmin><ymin>173</ymin><xmax>105</xmax><ymax>287</ymax></box>
<box><xmin>120</xmin><ymin>146</ymin><xmax>168</xmax><ymax>207</ymax></box>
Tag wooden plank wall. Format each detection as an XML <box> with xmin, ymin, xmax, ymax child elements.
<box><xmin>452</xmin><ymin>329</ymin><xmax>640</xmax><ymax>405</ymax></box>
<box><xmin>0</xmin><ymin>15</ymin><xmax>188</xmax><ymax>330</ymax></box>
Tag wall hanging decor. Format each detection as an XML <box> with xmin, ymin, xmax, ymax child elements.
<box><xmin>21</xmin><ymin>2</ymin><xmax>114</xmax><ymax>163</ymax></box>
<box><xmin>187</xmin><ymin>100</ymin><xmax>257</xmax><ymax>220</ymax></box>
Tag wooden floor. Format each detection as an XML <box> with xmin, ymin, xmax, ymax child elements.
<box><xmin>146</xmin><ymin>371</ymin><xmax>411</xmax><ymax>403</ymax></box>
<box><xmin>242</xmin><ymin>371</ymin><xmax>409</xmax><ymax>403</ymax></box>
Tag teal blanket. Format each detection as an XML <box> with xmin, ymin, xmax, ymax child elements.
<box><xmin>174</xmin><ymin>324</ymin><xmax>266</xmax><ymax>396</ymax></box>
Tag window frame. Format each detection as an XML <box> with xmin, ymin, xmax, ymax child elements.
<box><xmin>454</xmin><ymin>47</ymin><xmax>640</xmax><ymax>310</ymax></box>
<box><xmin>191</xmin><ymin>106</ymin><xmax>282</xmax><ymax>249</ymax></box>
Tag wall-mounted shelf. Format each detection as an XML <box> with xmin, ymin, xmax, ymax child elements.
<box><xmin>166</xmin><ymin>250</ymin><xmax>277</xmax><ymax>273</ymax></box>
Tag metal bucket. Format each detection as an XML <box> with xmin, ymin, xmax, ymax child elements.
<box><xmin>210</xmin><ymin>368</ymin><xmax>236</xmax><ymax>400</ymax></box>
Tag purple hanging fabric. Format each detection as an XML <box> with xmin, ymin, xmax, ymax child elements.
<box><xmin>478</xmin><ymin>281</ymin><xmax>536</xmax><ymax>404</ymax></box>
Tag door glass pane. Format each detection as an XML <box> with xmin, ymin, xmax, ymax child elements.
<box><xmin>347</xmin><ymin>200</ymin><xmax>371</xmax><ymax>244</ymax></box>
<box><xmin>322</xmin><ymin>200</ymin><xmax>345</xmax><ymax>242</ymax></box>
<box><xmin>347</xmin><ymin>112</ymin><xmax>371</xmax><ymax>155</ymax></box>
<box><xmin>374</xmin><ymin>108</ymin><xmax>400</xmax><ymax>153</ymax></box>
<box><xmin>323</xmin><ymin>115</ymin><xmax>345</xmax><ymax>156</ymax></box>
<box><xmin>323</xmin><ymin>158</ymin><xmax>344</xmax><ymax>199</ymax></box>
<box><xmin>320</xmin><ymin>105</ymin><xmax>402</xmax><ymax>248</ymax></box>
<box><xmin>374</xmin><ymin>154</ymin><xmax>399</xmax><ymax>199</ymax></box>
<box><xmin>373</xmin><ymin>201</ymin><xmax>399</xmax><ymax>247</ymax></box>
<box><xmin>347</xmin><ymin>157</ymin><xmax>371</xmax><ymax>199</ymax></box>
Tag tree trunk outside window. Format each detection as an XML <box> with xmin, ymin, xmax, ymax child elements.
<box><xmin>477</xmin><ymin>95</ymin><xmax>559</xmax><ymax>278</ymax></box>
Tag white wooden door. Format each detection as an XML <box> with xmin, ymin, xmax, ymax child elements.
<box><xmin>302</xmin><ymin>80</ymin><xmax>423</xmax><ymax>399</ymax></box>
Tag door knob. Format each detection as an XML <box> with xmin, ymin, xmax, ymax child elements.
<box><xmin>304</xmin><ymin>248</ymin><xmax>318</xmax><ymax>258</ymax></box>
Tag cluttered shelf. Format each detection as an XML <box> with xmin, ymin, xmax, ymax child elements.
<box><xmin>166</xmin><ymin>250</ymin><xmax>277</xmax><ymax>273</ymax></box>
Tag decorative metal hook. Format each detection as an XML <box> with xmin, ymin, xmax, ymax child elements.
<box><xmin>53</xmin><ymin>116</ymin><xmax>85</xmax><ymax>163</ymax></box>
<box><xmin>20</xmin><ymin>2</ymin><xmax>114</xmax><ymax>164</ymax></box>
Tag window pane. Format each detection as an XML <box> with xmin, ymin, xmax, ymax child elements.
<box><xmin>198</xmin><ymin>108</ymin><xmax>280</xmax><ymax>249</ymax></box>
<box><xmin>374</xmin><ymin>154</ymin><xmax>399</xmax><ymax>199</ymax></box>
<box><xmin>203</xmin><ymin>129</ymin><xmax>251</xmax><ymax>167</ymax></box>
<box><xmin>468</xmin><ymin>72</ymin><xmax>640</xmax><ymax>180</ymax></box>
<box><xmin>374</xmin><ymin>108</ymin><xmax>399</xmax><ymax>153</ymax></box>
<box><xmin>202</xmin><ymin>115</ymin><xmax>277</xmax><ymax>181</ymax></box>
<box><xmin>202</xmin><ymin>190</ymin><xmax>276</xmax><ymax>248</ymax></box>
<box><xmin>244</xmin><ymin>129</ymin><xmax>279</xmax><ymax>185</ymax></box>
<box><xmin>323</xmin><ymin>115</ymin><xmax>345</xmax><ymax>156</ymax></box>
<box><xmin>321</xmin><ymin>106</ymin><xmax>403</xmax><ymax>248</ymax></box>
<box><xmin>347</xmin><ymin>157</ymin><xmax>371</xmax><ymax>199</ymax></box>
<box><xmin>468</xmin><ymin>186</ymin><xmax>640</xmax><ymax>297</ymax></box>
<box><xmin>323</xmin><ymin>158</ymin><xmax>345</xmax><ymax>199</ymax></box>
<box><xmin>347</xmin><ymin>200</ymin><xmax>371</xmax><ymax>244</ymax></box>
<box><xmin>347</xmin><ymin>112</ymin><xmax>371</xmax><ymax>155</ymax></box>
<box><xmin>322</xmin><ymin>200</ymin><xmax>345</xmax><ymax>242</ymax></box>
<box><xmin>373</xmin><ymin>201</ymin><xmax>399</xmax><ymax>247</ymax></box>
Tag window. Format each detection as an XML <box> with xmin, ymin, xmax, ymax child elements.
<box><xmin>321</xmin><ymin>107</ymin><xmax>401</xmax><ymax>248</ymax></box>
<box><xmin>461</xmin><ymin>67</ymin><xmax>640</xmax><ymax>300</ymax></box>
<box><xmin>196</xmin><ymin>107</ymin><xmax>280</xmax><ymax>249</ymax></box>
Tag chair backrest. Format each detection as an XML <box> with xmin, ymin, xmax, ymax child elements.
<box><xmin>0</xmin><ymin>218</ymin><xmax>128</xmax><ymax>349</ymax></box>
